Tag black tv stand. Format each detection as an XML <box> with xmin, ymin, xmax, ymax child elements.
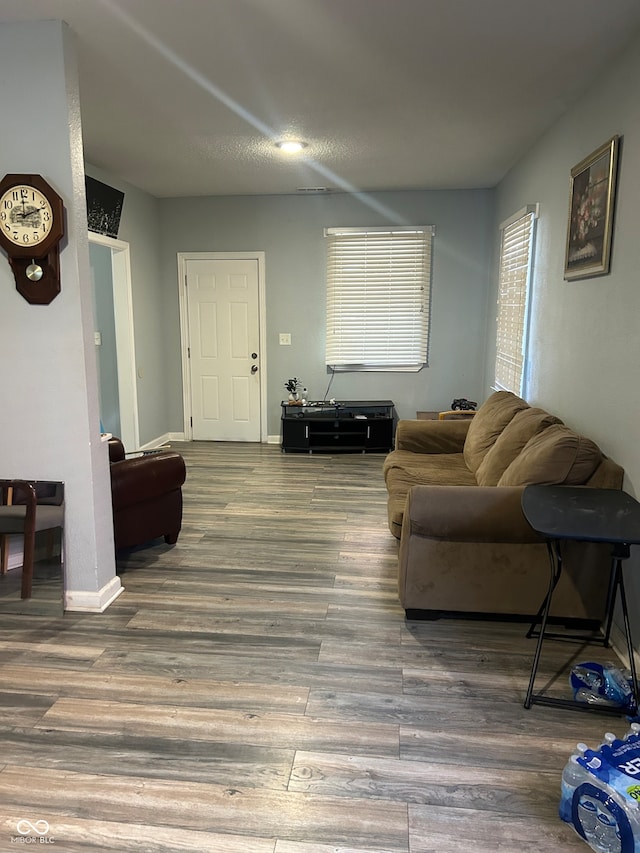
<box><xmin>281</xmin><ymin>400</ymin><xmax>396</xmax><ymax>453</ymax></box>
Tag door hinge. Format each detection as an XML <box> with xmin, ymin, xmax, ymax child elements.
<box><xmin>187</xmin><ymin>347</ymin><xmax>190</xmax><ymax>358</ymax></box>
<box><xmin>190</xmin><ymin>417</ymin><xmax>193</xmax><ymax>427</ymax></box>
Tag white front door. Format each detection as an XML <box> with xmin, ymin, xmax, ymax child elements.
<box><xmin>185</xmin><ymin>257</ymin><xmax>261</xmax><ymax>441</ymax></box>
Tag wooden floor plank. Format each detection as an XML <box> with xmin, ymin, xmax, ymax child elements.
<box><xmin>0</xmin><ymin>765</ymin><xmax>410</xmax><ymax>850</ymax></box>
<box><xmin>409</xmin><ymin>803</ymin><xmax>588</xmax><ymax>852</ymax></box>
<box><xmin>35</xmin><ymin>697</ymin><xmax>401</xmax><ymax>757</ymax></box>
<box><xmin>0</xmin><ymin>809</ymin><xmax>278</xmax><ymax>853</ymax></box>
<box><xmin>288</xmin><ymin>750</ymin><xmax>560</xmax><ymax>816</ymax></box>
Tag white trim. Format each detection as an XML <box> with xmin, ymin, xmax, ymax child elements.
<box><xmin>177</xmin><ymin>252</ymin><xmax>267</xmax><ymax>442</ymax></box>
<box><xmin>499</xmin><ymin>204</ymin><xmax>539</xmax><ymax>232</ymax></box>
<box><xmin>138</xmin><ymin>432</ymin><xmax>174</xmax><ymax>451</ymax></box>
<box><xmin>267</xmin><ymin>434</ymin><xmax>281</xmax><ymax>445</ymax></box>
<box><xmin>64</xmin><ymin>575</ymin><xmax>124</xmax><ymax>612</ymax></box>
<box><xmin>88</xmin><ymin>233</ymin><xmax>140</xmax><ymax>451</ymax></box>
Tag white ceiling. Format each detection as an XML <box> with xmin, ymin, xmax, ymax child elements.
<box><xmin>3</xmin><ymin>0</ymin><xmax>640</xmax><ymax>198</ymax></box>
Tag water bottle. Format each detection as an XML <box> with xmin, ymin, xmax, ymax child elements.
<box><xmin>561</xmin><ymin>754</ymin><xmax>598</xmax><ymax>839</ymax></box>
<box><xmin>577</xmin><ymin>789</ymin><xmax>601</xmax><ymax>848</ymax></box>
<box><xmin>594</xmin><ymin>803</ymin><xmax>622</xmax><ymax>853</ymax></box>
<box><xmin>624</xmin><ymin>722</ymin><xmax>640</xmax><ymax>741</ymax></box>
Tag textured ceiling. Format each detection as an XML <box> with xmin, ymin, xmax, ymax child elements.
<box><xmin>2</xmin><ymin>0</ymin><xmax>640</xmax><ymax>198</ymax></box>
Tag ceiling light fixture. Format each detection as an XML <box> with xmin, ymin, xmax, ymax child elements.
<box><xmin>276</xmin><ymin>140</ymin><xmax>307</xmax><ymax>154</ymax></box>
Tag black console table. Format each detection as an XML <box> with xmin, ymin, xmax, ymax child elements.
<box><xmin>521</xmin><ymin>484</ymin><xmax>640</xmax><ymax>714</ymax></box>
<box><xmin>281</xmin><ymin>400</ymin><xmax>396</xmax><ymax>453</ymax></box>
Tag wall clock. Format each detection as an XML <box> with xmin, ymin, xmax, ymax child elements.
<box><xmin>0</xmin><ymin>173</ymin><xmax>65</xmax><ymax>304</ymax></box>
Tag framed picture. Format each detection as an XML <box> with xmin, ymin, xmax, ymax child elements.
<box><xmin>85</xmin><ymin>176</ymin><xmax>125</xmax><ymax>239</ymax></box>
<box><xmin>564</xmin><ymin>135</ymin><xmax>619</xmax><ymax>280</ymax></box>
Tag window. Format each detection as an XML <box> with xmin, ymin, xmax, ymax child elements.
<box><xmin>494</xmin><ymin>207</ymin><xmax>537</xmax><ymax>395</ymax></box>
<box><xmin>325</xmin><ymin>226</ymin><xmax>434</xmax><ymax>371</ymax></box>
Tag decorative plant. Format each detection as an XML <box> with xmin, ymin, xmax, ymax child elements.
<box><xmin>284</xmin><ymin>378</ymin><xmax>300</xmax><ymax>394</ymax></box>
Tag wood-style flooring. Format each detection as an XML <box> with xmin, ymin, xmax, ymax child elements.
<box><xmin>0</xmin><ymin>441</ymin><xmax>629</xmax><ymax>851</ymax></box>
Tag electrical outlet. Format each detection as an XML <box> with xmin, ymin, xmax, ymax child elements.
<box><xmin>279</xmin><ymin>333</ymin><xmax>291</xmax><ymax>345</ymax></box>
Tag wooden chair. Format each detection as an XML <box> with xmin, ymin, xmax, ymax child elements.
<box><xmin>0</xmin><ymin>480</ymin><xmax>64</xmax><ymax>599</ymax></box>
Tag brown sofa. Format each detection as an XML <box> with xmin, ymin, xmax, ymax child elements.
<box><xmin>108</xmin><ymin>438</ymin><xmax>187</xmax><ymax>551</ymax></box>
<box><xmin>383</xmin><ymin>391</ymin><xmax>624</xmax><ymax>621</ymax></box>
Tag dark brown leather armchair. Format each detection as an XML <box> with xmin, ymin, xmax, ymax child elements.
<box><xmin>108</xmin><ymin>438</ymin><xmax>186</xmax><ymax>551</ymax></box>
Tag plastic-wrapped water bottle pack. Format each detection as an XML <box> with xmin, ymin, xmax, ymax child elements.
<box><xmin>560</xmin><ymin>724</ymin><xmax>640</xmax><ymax>852</ymax></box>
<box><xmin>570</xmin><ymin>662</ymin><xmax>635</xmax><ymax>712</ymax></box>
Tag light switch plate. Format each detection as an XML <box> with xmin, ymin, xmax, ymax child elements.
<box><xmin>279</xmin><ymin>333</ymin><xmax>291</xmax><ymax>345</ymax></box>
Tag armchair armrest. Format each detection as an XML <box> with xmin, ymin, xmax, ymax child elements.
<box><xmin>110</xmin><ymin>452</ymin><xmax>186</xmax><ymax>511</ymax></box>
<box><xmin>403</xmin><ymin>485</ymin><xmax>543</xmax><ymax>543</ymax></box>
<box><xmin>108</xmin><ymin>437</ymin><xmax>126</xmax><ymax>463</ymax></box>
<box><xmin>394</xmin><ymin>418</ymin><xmax>471</xmax><ymax>454</ymax></box>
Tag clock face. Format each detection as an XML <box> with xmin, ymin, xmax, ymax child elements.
<box><xmin>0</xmin><ymin>184</ymin><xmax>54</xmax><ymax>249</ymax></box>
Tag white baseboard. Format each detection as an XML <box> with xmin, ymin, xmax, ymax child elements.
<box><xmin>64</xmin><ymin>576</ymin><xmax>124</xmax><ymax>612</ymax></box>
<box><xmin>138</xmin><ymin>431</ymin><xmax>184</xmax><ymax>451</ymax></box>
<box><xmin>155</xmin><ymin>432</ymin><xmax>279</xmax><ymax>446</ymax></box>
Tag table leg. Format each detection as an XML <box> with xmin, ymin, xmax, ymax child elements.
<box><xmin>526</xmin><ymin>540</ymin><xmax>563</xmax><ymax>639</ymax></box>
<box><xmin>615</xmin><ymin>557</ymin><xmax>639</xmax><ymax>715</ymax></box>
<box><xmin>524</xmin><ymin>541</ymin><xmax>559</xmax><ymax>709</ymax></box>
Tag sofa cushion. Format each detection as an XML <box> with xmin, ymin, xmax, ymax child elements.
<box><xmin>497</xmin><ymin>424</ymin><xmax>603</xmax><ymax>487</ymax></box>
<box><xmin>385</xmin><ymin>451</ymin><xmax>477</xmax><ymax>487</ymax></box>
<box><xmin>463</xmin><ymin>391</ymin><xmax>530</xmax><ymax>474</ymax></box>
<box><xmin>385</xmin><ymin>452</ymin><xmax>477</xmax><ymax>537</ymax></box>
<box><xmin>475</xmin><ymin>407</ymin><xmax>563</xmax><ymax>486</ymax></box>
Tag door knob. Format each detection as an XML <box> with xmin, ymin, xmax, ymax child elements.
<box><xmin>251</xmin><ymin>364</ymin><xmax>258</xmax><ymax>374</ymax></box>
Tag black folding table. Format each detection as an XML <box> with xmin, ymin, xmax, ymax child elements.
<box><xmin>521</xmin><ymin>484</ymin><xmax>640</xmax><ymax>713</ymax></box>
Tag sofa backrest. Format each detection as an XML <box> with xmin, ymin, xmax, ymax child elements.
<box><xmin>463</xmin><ymin>391</ymin><xmax>530</xmax><ymax>474</ymax></box>
<box><xmin>475</xmin><ymin>406</ymin><xmax>563</xmax><ymax>486</ymax></box>
<box><xmin>497</xmin><ymin>424</ymin><xmax>604</xmax><ymax>487</ymax></box>
<box><xmin>465</xmin><ymin>390</ymin><xmax>624</xmax><ymax>490</ymax></box>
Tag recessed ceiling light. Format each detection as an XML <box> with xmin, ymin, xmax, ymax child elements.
<box><xmin>276</xmin><ymin>140</ymin><xmax>307</xmax><ymax>153</ymax></box>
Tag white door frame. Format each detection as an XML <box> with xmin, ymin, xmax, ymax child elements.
<box><xmin>89</xmin><ymin>233</ymin><xmax>140</xmax><ymax>451</ymax></box>
<box><xmin>177</xmin><ymin>251</ymin><xmax>267</xmax><ymax>442</ymax></box>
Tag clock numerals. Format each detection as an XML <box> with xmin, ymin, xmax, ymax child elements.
<box><xmin>0</xmin><ymin>186</ymin><xmax>51</xmax><ymax>247</ymax></box>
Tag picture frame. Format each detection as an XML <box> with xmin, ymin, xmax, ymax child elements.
<box><xmin>564</xmin><ymin>135</ymin><xmax>619</xmax><ymax>280</ymax></box>
<box><xmin>85</xmin><ymin>176</ymin><xmax>125</xmax><ymax>239</ymax></box>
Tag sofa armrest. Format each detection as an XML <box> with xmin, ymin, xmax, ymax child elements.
<box><xmin>394</xmin><ymin>419</ymin><xmax>470</xmax><ymax>454</ymax></box>
<box><xmin>403</xmin><ymin>485</ymin><xmax>544</xmax><ymax>543</ymax></box>
<box><xmin>110</xmin><ymin>452</ymin><xmax>186</xmax><ymax>511</ymax></box>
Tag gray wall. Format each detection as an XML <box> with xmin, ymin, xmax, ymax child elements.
<box><xmin>159</xmin><ymin>189</ymin><xmax>496</xmax><ymax>435</ymax></box>
<box><xmin>0</xmin><ymin>21</ymin><xmax>117</xmax><ymax>606</ymax></box>
<box><xmin>490</xmin><ymin>29</ymin><xmax>640</xmax><ymax>633</ymax></box>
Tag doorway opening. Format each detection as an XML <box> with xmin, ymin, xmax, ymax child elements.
<box><xmin>89</xmin><ymin>234</ymin><xmax>140</xmax><ymax>451</ymax></box>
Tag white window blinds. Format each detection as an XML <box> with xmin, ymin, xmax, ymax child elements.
<box><xmin>494</xmin><ymin>208</ymin><xmax>537</xmax><ymax>395</ymax></box>
<box><xmin>325</xmin><ymin>226</ymin><xmax>434</xmax><ymax>370</ymax></box>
